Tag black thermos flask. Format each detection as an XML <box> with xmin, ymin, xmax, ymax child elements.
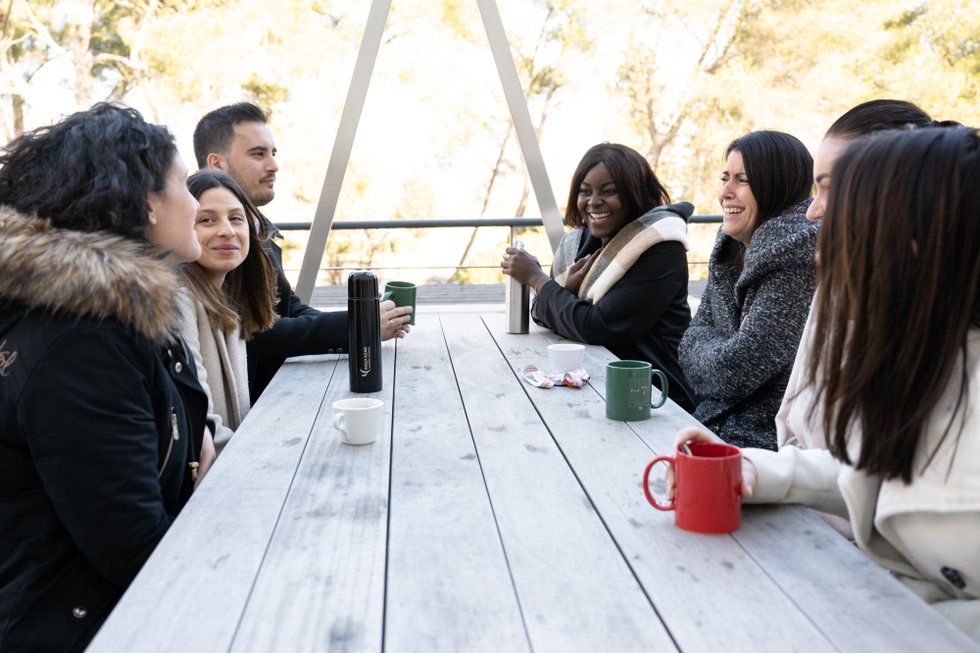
<box><xmin>347</xmin><ymin>271</ymin><xmax>383</xmax><ymax>393</ymax></box>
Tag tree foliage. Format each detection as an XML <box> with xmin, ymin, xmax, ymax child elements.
<box><xmin>3</xmin><ymin>0</ymin><xmax>978</xmax><ymax>283</ymax></box>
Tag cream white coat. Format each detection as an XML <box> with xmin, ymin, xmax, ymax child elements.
<box><xmin>744</xmin><ymin>328</ymin><xmax>980</xmax><ymax>642</ymax></box>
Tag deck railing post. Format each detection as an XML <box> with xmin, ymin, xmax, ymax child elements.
<box><xmin>296</xmin><ymin>0</ymin><xmax>392</xmax><ymax>303</ymax></box>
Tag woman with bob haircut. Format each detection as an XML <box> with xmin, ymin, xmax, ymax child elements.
<box><xmin>679</xmin><ymin>130</ymin><xmax>818</xmax><ymax>449</ymax></box>
<box><xmin>501</xmin><ymin>142</ymin><xmax>696</xmax><ymax>411</ymax></box>
<box><xmin>675</xmin><ymin>126</ymin><xmax>980</xmax><ymax>642</ymax></box>
<box><xmin>178</xmin><ymin>169</ymin><xmax>278</xmax><ymax>454</ymax></box>
<box><xmin>0</xmin><ymin>103</ymin><xmax>213</xmax><ymax>651</ymax></box>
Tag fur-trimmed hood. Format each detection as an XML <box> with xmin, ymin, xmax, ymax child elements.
<box><xmin>0</xmin><ymin>206</ymin><xmax>182</xmax><ymax>343</ymax></box>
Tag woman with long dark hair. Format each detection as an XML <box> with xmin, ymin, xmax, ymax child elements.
<box><xmin>0</xmin><ymin>104</ymin><xmax>211</xmax><ymax>651</ymax></box>
<box><xmin>679</xmin><ymin>130</ymin><xmax>818</xmax><ymax>449</ymax></box>
<box><xmin>501</xmin><ymin>143</ymin><xmax>696</xmax><ymax>410</ymax></box>
<box><xmin>178</xmin><ymin>169</ymin><xmax>277</xmax><ymax>454</ymax></box>
<box><xmin>779</xmin><ymin>99</ymin><xmax>936</xmax><ymax>449</ymax></box>
<box><xmin>677</xmin><ymin>127</ymin><xmax>980</xmax><ymax>641</ymax></box>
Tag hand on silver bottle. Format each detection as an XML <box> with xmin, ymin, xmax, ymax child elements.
<box><xmin>501</xmin><ymin>246</ymin><xmax>549</xmax><ymax>292</ymax></box>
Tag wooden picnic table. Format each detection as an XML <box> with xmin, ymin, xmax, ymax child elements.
<box><xmin>88</xmin><ymin>313</ymin><xmax>978</xmax><ymax>652</ymax></box>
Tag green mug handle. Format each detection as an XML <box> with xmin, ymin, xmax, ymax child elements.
<box><xmin>381</xmin><ymin>290</ymin><xmax>392</xmax><ymax>302</ymax></box>
<box><xmin>651</xmin><ymin>369</ymin><xmax>669</xmax><ymax>409</ymax></box>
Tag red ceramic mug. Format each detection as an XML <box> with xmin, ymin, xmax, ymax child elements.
<box><xmin>643</xmin><ymin>442</ymin><xmax>742</xmax><ymax>534</ymax></box>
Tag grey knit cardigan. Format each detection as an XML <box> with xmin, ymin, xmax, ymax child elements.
<box><xmin>679</xmin><ymin>199</ymin><xmax>818</xmax><ymax>449</ymax></box>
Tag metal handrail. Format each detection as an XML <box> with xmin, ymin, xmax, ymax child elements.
<box><xmin>273</xmin><ymin>216</ymin><xmax>721</xmax><ymax>280</ymax></box>
<box><xmin>273</xmin><ymin>215</ymin><xmax>722</xmax><ymax>232</ymax></box>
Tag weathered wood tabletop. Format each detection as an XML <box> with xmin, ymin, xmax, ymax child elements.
<box><xmin>88</xmin><ymin>313</ymin><xmax>978</xmax><ymax>652</ymax></box>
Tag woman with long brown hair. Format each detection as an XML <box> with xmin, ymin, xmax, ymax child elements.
<box><xmin>777</xmin><ymin>98</ymin><xmax>937</xmax><ymax>449</ymax></box>
<box><xmin>676</xmin><ymin>126</ymin><xmax>980</xmax><ymax>641</ymax></box>
<box><xmin>178</xmin><ymin>169</ymin><xmax>278</xmax><ymax>454</ymax></box>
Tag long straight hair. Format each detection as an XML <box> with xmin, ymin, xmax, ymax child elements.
<box><xmin>183</xmin><ymin>170</ymin><xmax>277</xmax><ymax>340</ymax></box>
<box><xmin>808</xmin><ymin>127</ymin><xmax>980</xmax><ymax>482</ymax></box>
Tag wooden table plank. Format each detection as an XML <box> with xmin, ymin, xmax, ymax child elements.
<box><xmin>384</xmin><ymin>318</ymin><xmax>530</xmax><ymax>652</ymax></box>
<box><xmin>440</xmin><ymin>314</ymin><xmax>678</xmax><ymax>652</ymax></box>
<box><xmin>88</xmin><ymin>355</ymin><xmax>341</xmax><ymax>653</ymax></box>
<box><xmin>485</xmin><ymin>316</ymin><xmax>837</xmax><ymax>652</ymax></box>
<box><xmin>737</xmin><ymin>505</ymin><xmax>979</xmax><ymax>652</ymax></box>
<box><xmin>230</xmin><ymin>343</ymin><xmax>398</xmax><ymax>652</ymax></box>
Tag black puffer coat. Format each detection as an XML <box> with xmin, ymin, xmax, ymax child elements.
<box><xmin>0</xmin><ymin>208</ymin><xmax>208</xmax><ymax>652</ymax></box>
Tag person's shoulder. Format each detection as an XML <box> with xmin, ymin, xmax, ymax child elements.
<box><xmin>1</xmin><ymin>210</ymin><xmax>184</xmax><ymax>345</ymax></box>
<box><xmin>747</xmin><ymin>200</ymin><xmax>818</xmax><ymax>265</ymax></box>
<box><xmin>756</xmin><ymin>199</ymin><xmax>818</xmax><ymax>242</ymax></box>
<box><xmin>556</xmin><ymin>226</ymin><xmax>587</xmax><ymax>249</ymax></box>
<box><xmin>61</xmin><ymin>313</ymin><xmax>159</xmax><ymax>352</ymax></box>
<box><xmin>18</xmin><ymin>312</ymin><xmax>160</xmax><ymax>383</ymax></box>
<box><xmin>661</xmin><ymin>201</ymin><xmax>695</xmax><ymax>221</ymax></box>
<box><xmin>635</xmin><ymin>238</ymin><xmax>687</xmax><ymax>260</ymax></box>
<box><xmin>636</xmin><ymin>202</ymin><xmax>693</xmax><ymax>231</ymax></box>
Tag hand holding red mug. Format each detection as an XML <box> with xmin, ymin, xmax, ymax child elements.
<box><xmin>643</xmin><ymin>428</ymin><xmax>756</xmax><ymax>534</ymax></box>
<box><xmin>669</xmin><ymin>427</ymin><xmax>757</xmax><ymax>500</ymax></box>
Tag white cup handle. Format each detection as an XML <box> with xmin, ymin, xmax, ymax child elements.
<box><xmin>333</xmin><ymin>413</ymin><xmax>350</xmax><ymax>442</ymax></box>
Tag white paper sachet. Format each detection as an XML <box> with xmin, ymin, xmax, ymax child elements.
<box><xmin>521</xmin><ymin>364</ymin><xmax>589</xmax><ymax>389</ymax></box>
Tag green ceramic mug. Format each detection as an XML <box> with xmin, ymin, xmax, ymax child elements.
<box><xmin>381</xmin><ymin>281</ymin><xmax>417</xmax><ymax>325</ymax></box>
<box><xmin>605</xmin><ymin>360</ymin><xmax>669</xmax><ymax>421</ymax></box>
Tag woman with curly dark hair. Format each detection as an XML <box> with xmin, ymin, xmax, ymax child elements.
<box><xmin>0</xmin><ymin>104</ymin><xmax>213</xmax><ymax>651</ymax></box>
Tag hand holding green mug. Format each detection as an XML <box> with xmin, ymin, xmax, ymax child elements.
<box><xmin>605</xmin><ymin>360</ymin><xmax>669</xmax><ymax>421</ymax></box>
<box><xmin>381</xmin><ymin>281</ymin><xmax>417</xmax><ymax>325</ymax></box>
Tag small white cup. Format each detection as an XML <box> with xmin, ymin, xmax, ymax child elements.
<box><xmin>547</xmin><ymin>343</ymin><xmax>585</xmax><ymax>373</ymax></box>
<box><xmin>332</xmin><ymin>398</ymin><xmax>384</xmax><ymax>445</ymax></box>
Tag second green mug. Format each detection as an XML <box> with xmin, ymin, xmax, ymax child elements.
<box><xmin>381</xmin><ymin>281</ymin><xmax>417</xmax><ymax>325</ymax></box>
<box><xmin>605</xmin><ymin>360</ymin><xmax>669</xmax><ymax>421</ymax></box>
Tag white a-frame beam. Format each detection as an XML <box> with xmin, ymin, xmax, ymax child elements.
<box><xmin>296</xmin><ymin>0</ymin><xmax>565</xmax><ymax>302</ymax></box>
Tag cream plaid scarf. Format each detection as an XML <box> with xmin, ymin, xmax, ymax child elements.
<box><xmin>552</xmin><ymin>203</ymin><xmax>690</xmax><ymax>304</ymax></box>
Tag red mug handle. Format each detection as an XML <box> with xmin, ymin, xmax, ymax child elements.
<box><xmin>643</xmin><ymin>456</ymin><xmax>675</xmax><ymax>511</ymax></box>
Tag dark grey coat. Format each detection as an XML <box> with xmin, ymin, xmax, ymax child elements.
<box><xmin>679</xmin><ymin>199</ymin><xmax>818</xmax><ymax>449</ymax></box>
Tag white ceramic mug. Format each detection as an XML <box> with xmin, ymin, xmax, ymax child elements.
<box><xmin>547</xmin><ymin>343</ymin><xmax>585</xmax><ymax>373</ymax></box>
<box><xmin>332</xmin><ymin>398</ymin><xmax>384</xmax><ymax>445</ymax></box>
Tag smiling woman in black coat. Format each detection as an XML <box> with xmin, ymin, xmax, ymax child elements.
<box><xmin>501</xmin><ymin>143</ymin><xmax>696</xmax><ymax>411</ymax></box>
<box><xmin>0</xmin><ymin>104</ymin><xmax>212</xmax><ymax>652</ymax></box>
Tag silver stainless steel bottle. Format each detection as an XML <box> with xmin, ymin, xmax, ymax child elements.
<box><xmin>347</xmin><ymin>271</ymin><xmax>383</xmax><ymax>393</ymax></box>
<box><xmin>505</xmin><ymin>240</ymin><xmax>530</xmax><ymax>334</ymax></box>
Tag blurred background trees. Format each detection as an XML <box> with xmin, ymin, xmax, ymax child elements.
<box><xmin>2</xmin><ymin>0</ymin><xmax>977</xmax><ymax>285</ymax></box>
